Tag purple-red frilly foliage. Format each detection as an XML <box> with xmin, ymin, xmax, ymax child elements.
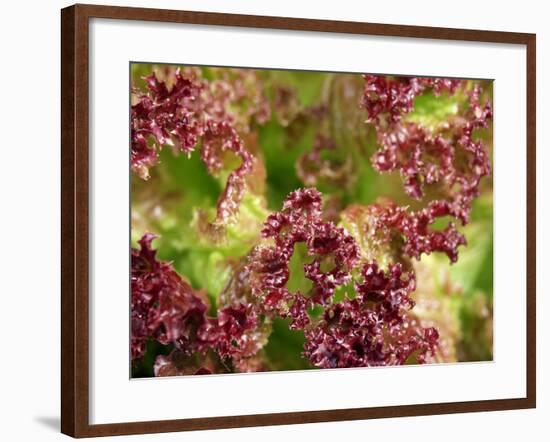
<box><xmin>362</xmin><ymin>75</ymin><xmax>492</xmax><ymax>225</ymax></box>
<box><xmin>131</xmin><ymin>68</ymin><xmax>269</xmax><ymax>230</ymax></box>
<box><xmin>132</xmin><ymin>233</ymin><xmax>268</xmax><ymax>375</ymax></box>
<box><xmin>131</xmin><ymin>71</ymin><xmax>492</xmax><ymax>374</ymax></box>
<box><xmin>247</xmin><ymin>188</ymin><xmax>439</xmax><ymax>367</ymax></box>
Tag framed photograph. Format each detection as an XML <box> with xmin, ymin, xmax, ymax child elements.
<box><xmin>61</xmin><ymin>3</ymin><xmax>536</xmax><ymax>437</ymax></box>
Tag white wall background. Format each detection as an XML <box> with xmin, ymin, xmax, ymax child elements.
<box><xmin>0</xmin><ymin>0</ymin><xmax>545</xmax><ymax>440</ymax></box>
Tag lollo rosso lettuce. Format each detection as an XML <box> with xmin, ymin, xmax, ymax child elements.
<box><xmin>130</xmin><ymin>66</ymin><xmax>493</xmax><ymax>376</ymax></box>
<box><xmin>131</xmin><ymin>67</ymin><xmax>270</xmax><ymax>237</ymax></box>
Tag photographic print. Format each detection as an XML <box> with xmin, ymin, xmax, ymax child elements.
<box><xmin>130</xmin><ymin>63</ymin><xmax>494</xmax><ymax>378</ymax></box>
<box><xmin>61</xmin><ymin>6</ymin><xmax>535</xmax><ymax>436</ymax></box>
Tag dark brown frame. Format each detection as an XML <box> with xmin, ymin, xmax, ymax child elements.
<box><xmin>61</xmin><ymin>3</ymin><xmax>536</xmax><ymax>438</ymax></box>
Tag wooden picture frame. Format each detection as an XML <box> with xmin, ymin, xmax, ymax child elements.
<box><xmin>61</xmin><ymin>3</ymin><xmax>536</xmax><ymax>437</ymax></box>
